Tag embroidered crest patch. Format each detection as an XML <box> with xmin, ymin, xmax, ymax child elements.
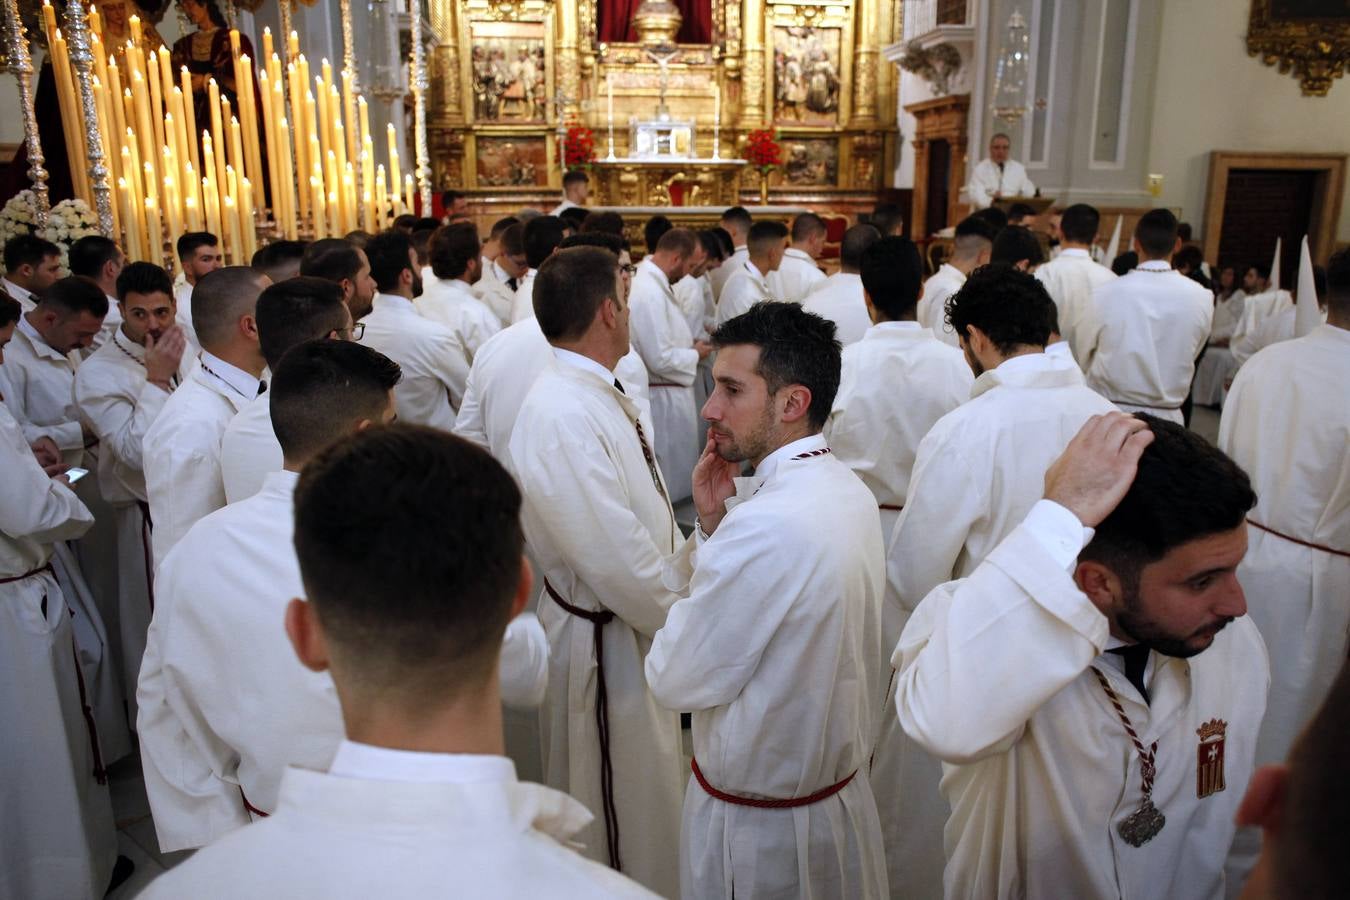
<box><xmin>1196</xmin><ymin>719</ymin><xmax>1227</xmax><ymax>799</ymax></box>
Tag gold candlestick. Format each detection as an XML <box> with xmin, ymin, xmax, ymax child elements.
<box><xmin>66</xmin><ymin>0</ymin><xmax>113</xmax><ymax>235</ymax></box>
<box><xmin>3</xmin><ymin>0</ymin><xmax>50</xmax><ymax>224</ymax></box>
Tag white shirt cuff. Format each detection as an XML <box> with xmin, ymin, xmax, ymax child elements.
<box><xmin>1022</xmin><ymin>499</ymin><xmax>1095</xmax><ymax>571</ymax></box>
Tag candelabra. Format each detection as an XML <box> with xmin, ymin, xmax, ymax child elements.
<box><xmin>1</xmin><ymin>0</ymin><xmax>48</xmax><ymax>225</ymax></box>
<box><xmin>991</xmin><ymin>8</ymin><xmax>1030</xmax><ymax>122</ymax></box>
<box><xmin>409</xmin><ymin>0</ymin><xmax>431</xmax><ymax>212</ymax></box>
<box><xmin>65</xmin><ymin>0</ymin><xmax>114</xmax><ymax>237</ymax></box>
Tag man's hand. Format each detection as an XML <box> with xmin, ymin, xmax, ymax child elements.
<box><xmin>1044</xmin><ymin>413</ymin><xmax>1154</xmax><ymax>528</ymax></box>
<box><xmin>45</xmin><ymin>461</ymin><xmax>70</xmax><ymax>478</ymax></box>
<box><xmin>145</xmin><ymin>326</ymin><xmax>188</xmax><ymax>389</ymax></box>
<box><xmin>694</xmin><ymin>339</ymin><xmax>714</xmax><ymax>360</ymax></box>
<box><xmin>691</xmin><ymin>435</ymin><xmax>738</xmax><ymax>536</ymax></box>
<box><xmin>30</xmin><ymin>436</ymin><xmax>61</xmax><ymax>468</ymax></box>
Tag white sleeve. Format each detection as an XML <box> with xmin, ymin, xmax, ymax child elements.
<box><xmin>75</xmin><ymin>374</ymin><xmax>169</xmax><ymax>473</ymax></box>
<box><xmin>498</xmin><ymin>611</ymin><xmax>549</xmax><ymax>708</ymax></box>
<box><xmin>629</xmin><ymin>297</ymin><xmax>698</xmax><ymax>385</ymax></box>
<box><xmin>894</xmin><ymin>500</ymin><xmax>1108</xmax><ymax>764</ymax></box>
<box><xmin>144</xmin><ymin>437</ymin><xmax>227</xmax><ymax>570</ymax></box>
<box><xmin>429</xmin><ymin>332</ymin><xmax>472</xmax><ymax>411</ymax></box>
<box><xmin>4</xmin><ymin>361</ymin><xmax>83</xmax><ymax>450</ymax></box>
<box><xmin>0</xmin><ymin>407</ymin><xmax>93</xmax><ymax>543</ymax></box>
<box><xmin>451</xmin><ymin>366</ymin><xmax>490</xmax><ymax>450</ymax></box>
<box><xmin>967</xmin><ymin>164</ymin><xmax>993</xmax><ymax>209</ymax></box>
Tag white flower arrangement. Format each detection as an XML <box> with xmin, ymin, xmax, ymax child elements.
<box><xmin>0</xmin><ymin>192</ymin><xmax>104</xmax><ymax>274</ymax></box>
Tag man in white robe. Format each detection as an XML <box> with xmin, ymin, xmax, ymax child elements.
<box><xmin>1083</xmin><ymin>210</ymin><xmax>1212</xmax><ymax>422</ymax></box>
<box><xmin>509</xmin><ymin>216</ymin><xmax>567</xmax><ymax>324</ymax></box>
<box><xmin>73</xmin><ymin>263</ymin><xmax>190</xmax><ymax>723</ymax></box>
<box><xmin>554</xmin><ymin>169</ymin><xmax>590</xmax><ymax>215</ymax></box>
<box><xmin>477</xmin><ymin>215</ymin><xmax>518</xmax><ymax>290</ymax></box>
<box><xmin>0</xmin><ymin>299</ymin><xmax>119</xmax><ymax>900</ymax></box>
<box><xmin>674</xmin><ymin>231</ymin><xmax>720</xmax><ymax>343</ymax></box>
<box><xmin>628</xmin><ymin>228</ymin><xmax>711</xmax><ymax>503</ymax></box>
<box><xmin>509</xmin><ymin>247</ymin><xmax>685</xmax><ymax>895</ymax></box>
<box><xmin>1191</xmin><ymin>286</ymin><xmax>1245</xmax><ymax>407</ymax></box>
<box><xmin>357</xmin><ymin>230</ymin><xmax>466</xmax><ymax>430</ymax></box>
<box><xmin>1230</xmin><ymin>263</ymin><xmax>1293</xmax><ymax>368</ymax></box>
<box><xmin>767</xmin><ymin>212</ymin><xmax>826</xmax><ymax>303</ymax></box>
<box><xmin>143</xmin><ymin>267</ymin><xmax>269</xmax><ymax>568</ymax></box>
<box><xmin>647</xmin><ymin>301</ymin><xmax>888</xmax><ymax>900</ymax></box>
<box><xmin>141</xmin><ymin>423</ymin><xmax>654</xmax><ymax>900</ymax></box>
<box><xmin>884</xmin><ymin>264</ymin><xmax>1116</xmax><ymax>897</ymax></box>
<box><xmin>896</xmin><ymin>412</ymin><xmax>1268</xmax><ymax>900</ymax></box>
<box><xmin>803</xmin><ymin>223</ymin><xmax>882</xmax><ymax>345</ymax></box>
<box><xmin>707</xmin><ymin>206</ymin><xmax>751</xmax><ymax>303</ymax></box>
<box><xmin>917</xmin><ymin>217</ymin><xmax>995</xmax><ymax>348</ymax></box>
<box><xmin>418</xmin><ymin>222</ymin><xmax>502</xmax><ymax>361</ymax></box>
<box><xmin>718</xmin><ymin>219</ymin><xmax>788</xmax><ymax>326</ymax></box>
<box><xmin>2</xmin><ymin>233</ymin><xmax>62</xmax><ymax>312</ymax></box>
<box><xmin>966</xmin><ymin>132</ymin><xmax>1036</xmax><ymax>209</ymax></box>
<box><xmin>474</xmin><ymin>221</ymin><xmax>527</xmax><ymax>326</ymax></box>
<box><xmin>172</xmin><ymin>232</ymin><xmax>224</xmax><ymax>349</ymax></box>
<box><xmin>299</xmin><ymin>237</ymin><xmax>378</xmax><ymax>322</ymax></box>
<box><xmin>66</xmin><ymin>236</ymin><xmax>125</xmax><ymax>350</ymax></box>
<box><xmin>220</xmin><ymin>277</ymin><xmax>353</xmax><ymax>503</ymax></box>
<box><xmin>1218</xmin><ymin>253</ymin><xmax>1350</xmax><ymax>772</ymax></box>
<box><xmin>1034</xmin><ymin>203</ymin><xmax>1116</xmax><ymax>366</ymax></box>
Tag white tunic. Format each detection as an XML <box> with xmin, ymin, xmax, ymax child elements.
<box><xmin>1218</xmin><ymin>323</ymin><xmax>1350</xmax><ymax>768</ymax></box>
<box><xmin>142</xmin><ymin>352</ymin><xmax>256</xmax><ymax>568</ymax></box>
<box><xmin>2</xmin><ymin>275</ymin><xmax>36</xmax><ymax>311</ymax></box>
<box><xmin>802</xmin><ymin>271</ymin><xmax>871</xmax><ymax>345</ymax></box>
<box><xmin>1033</xmin><ymin>248</ymin><xmax>1117</xmax><ymax>367</ymax></box>
<box><xmin>3</xmin><ymin>315</ymin><xmax>86</xmax><ymax>459</ymax></box>
<box><xmin>767</xmin><ymin>247</ymin><xmax>825</xmax><ymax>304</ymax></box>
<box><xmin>0</xmin><ymin>401</ymin><xmax>116</xmax><ymax>900</ymax></box>
<box><xmin>509</xmin><ymin>352</ymin><xmax>684</xmax><ymax>897</ymax></box>
<box><xmin>628</xmin><ymin>257</ymin><xmax>700</xmax><ymax>503</ymax></box>
<box><xmin>416</xmin><ymin>273</ymin><xmax>503</xmax><ymax>360</ymax></box>
<box><xmin>646</xmin><ymin>434</ymin><xmax>888</xmax><ymax>900</ymax></box>
<box><xmin>1083</xmin><ymin>261</ymin><xmax>1213</xmax><ymax>422</ymax></box>
<box><xmin>895</xmin><ymin>500</ymin><xmax>1269</xmax><ymax>900</ymax></box>
<box><xmin>141</xmin><ymin>747</ymin><xmax>657</xmax><ymax>899</ymax></box>
<box><xmin>1191</xmin><ymin>292</ymin><xmax>1246</xmax><ymax>407</ymax></box>
<box><xmin>509</xmin><ymin>269</ymin><xmax>540</xmax><ymax>324</ymax></box>
<box><xmin>1230</xmin><ymin>288</ymin><xmax>1292</xmax><ymax>368</ymax></box>
<box><xmin>472</xmin><ymin>258</ymin><xmax>517</xmax><ymax>326</ymax></box>
<box><xmin>673</xmin><ymin>272</ymin><xmax>714</xmax><ymax>341</ymax></box>
<box><xmin>716</xmin><ymin>259</ymin><xmax>773</xmax><ymax>325</ymax></box>
<box><xmin>707</xmin><ymin>245</ymin><xmax>748</xmax><ymax>302</ymax></box>
<box><xmin>965</xmin><ymin>158</ymin><xmax>1036</xmax><ymax>209</ymax></box>
<box><xmin>917</xmin><ymin>264</ymin><xmax>967</xmax><ymax>348</ymax></box>
<box><xmin>359</xmin><ymin>293</ymin><xmax>466</xmax><ymax>430</ymax></box>
<box><xmin>173</xmin><ymin>280</ymin><xmax>202</xmax><ymax>351</ymax></box>
<box><xmin>220</xmin><ymin>393</ymin><xmax>281</xmax><ymax>504</ymax></box>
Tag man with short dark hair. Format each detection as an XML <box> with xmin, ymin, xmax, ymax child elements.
<box><xmin>895</xmin><ymin>413</ymin><xmax>1267</xmax><ymax>899</ymax></box>
<box><xmin>474</xmin><ymin>221</ymin><xmax>528</xmax><ymax>326</ymax></box>
<box><xmin>646</xmin><ymin>301</ymin><xmax>888</xmax><ymax>898</ymax></box>
<box><xmin>803</xmin><ymin>222</ymin><xmax>882</xmax><ymax>344</ymax></box>
<box><xmin>1083</xmin><ymin>209</ymin><xmax>1213</xmax><ymax>421</ymax></box>
<box><xmin>138</xmin><ymin>339</ymin><xmax>403</xmax><ymax>852</ymax></box>
<box><xmin>357</xmin><ymin>230</ymin><xmax>468</xmax><ymax>430</ymax></box>
<box><xmin>708</xmin><ymin>206</ymin><xmax>753</xmax><ymax>301</ymax></box>
<box><xmin>717</xmin><ymin>219</ymin><xmax>788</xmax><ymax>324</ymax></box>
<box><xmin>768</xmin><ymin>212</ymin><xmax>827</xmax><ymax>303</ymax></box>
<box><xmin>220</xmin><ymin>277</ymin><xmax>353</xmax><ymax>503</ymax></box>
<box><xmin>140</xmin><ymin>424</ymin><xmax>651</xmax><ymax>898</ymax></box>
<box><xmin>869</xmin><ymin>203</ymin><xmax>906</xmax><ymax>238</ymax></box>
<box><xmin>418</xmin><ymin>222</ymin><xmax>501</xmax><ymax>360</ymax></box>
<box><xmin>827</xmin><ymin>238</ymin><xmax>972</xmax><ymax>899</ymax></box>
<box><xmin>441</xmin><ymin>188</ymin><xmax>469</xmax><ymax>221</ymax></box>
<box><xmin>507</xmin><ymin>246</ymin><xmax>685</xmax><ymax>894</ymax></box>
<box><xmin>73</xmin><ymin>262</ymin><xmax>190</xmax><ymax>721</ymax></box>
<box><xmin>1035</xmin><ymin>203</ymin><xmax>1117</xmax><ymax>365</ymax></box>
<box><xmin>67</xmin><ymin>234</ymin><xmax>126</xmax><ymax>347</ymax></box>
<box><xmin>478</xmin><ymin>215</ymin><xmax>519</xmax><ymax>290</ymax></box>
<box><xmin>643</xmin><ymin>214</ymin><xmax>673</xmax><ymax>255</ymax></box>
<box><xmin>917</xmin><ymin>215</ymin><xmax>996</xmax><ymax>347</ymax></box>
<box><xmin>1230</xmin><ymin>261</ymin><xmax>1293</xmax><ymax>367</ymax></box>
<box><xmin>1006</xmin><ymin>202</ymin><xmax>1036</xmax><ymax>226</ymax></box>
<box><xmin>174</xmin><ymin>232</ymin><xmax>224</xmax><ymax>347</ymax></box>
<box><xmin>143</xmin><ymin>267</ymin><xmax>269</xmax><ymax>566</ymax></box>
<box><xmin>509</xmin><ymin>215</ymin><xmax>567</xmax><ymax>323</ymax></box>
<box><xmin>990</xmin><ymin>224</ymin><xmax>1046</xmax><ymax>271</ymax></box>
<box><xmin>2</xmin><ymin>233</ymin><xmax>62</xmax><ymax>310</ymax></box>
<box><xmin>299</xmin><ymin>237</ymin><xmax>378</xmax><ymax>320</ymax></box>
<box><xmin>555</xmin><ymin>169</ymin><xmax>590</xmax><ymax>215</ymax></box>
<box><xmin>250</xmin><ymin>239</ymin><xmax>308</xmax><ymax>283</ymax></box>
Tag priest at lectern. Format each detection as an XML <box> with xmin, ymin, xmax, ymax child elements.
<box><xmin>967</xmin><ymin>133</ymin><xmax>1036</xmax><ymax>209</ymax></box>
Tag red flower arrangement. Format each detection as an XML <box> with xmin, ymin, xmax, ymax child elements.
<box><xmin>745</xmin><ymin>129</ymin><xmax>783</xmax><ymax>173</ymax></box>
<box><xmin>563</xmin><ymin>124</ymin><xmax>597</xmax><ymax>169</ymax></box>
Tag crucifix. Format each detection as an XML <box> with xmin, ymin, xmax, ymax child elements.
<box><xmin>553</xmin><ymin>88</ymin><xmax>574</xmax><ymax>178</ymax></box>
<box><xmin>645</xmin><ymin>45</ymin><xmax>679</xmax><ymax>122</ymax></box>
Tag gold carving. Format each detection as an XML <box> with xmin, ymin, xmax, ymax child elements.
<box><xmin>1246</xmin><ymin>0</ymin><xmax>1350</xmax><ymax>96</ymax></box>
<box><xmin>773</xmin><ymin>27</ymin><xmax>842</xmax><ymax>124</ymax></box>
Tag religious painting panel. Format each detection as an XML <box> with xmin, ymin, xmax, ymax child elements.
<box><xmin>772</xmin><ymin>26</ymin><xmax>843</xmax><ymax>126</ymax></box>
<box><xmin>465</xmin><ymin>20</ymin><xmax>552</xmax><ymax>124</ymax></box>
<box><xmin>779</xmin><ymin>137</ymin><xmax>839</xmax><ymax>187</ymax></box>
<box><xmin>475</xmin><ymin>136</ymin><xmax>550</xmax><ymax>186</ymax></box>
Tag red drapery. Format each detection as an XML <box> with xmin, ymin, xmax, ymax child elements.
<box><xmin>596</xmin><ymin>0</ymin><xmax>713</xmax><ymax>45</ymax></box>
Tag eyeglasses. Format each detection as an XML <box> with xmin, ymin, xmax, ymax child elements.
<box><xmin>337</xmin><ymin>322</ymin><xmax>366</xmax><ymax>341</ymax></box>
<box><xmin>620</xmin><ymin>263</ymin><xmax>638</xmax><ymax>276</ymax></box>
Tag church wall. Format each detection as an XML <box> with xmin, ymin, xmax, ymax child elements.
<box><xmin>1145</xmin><ymin>0</ymin><xmax>1350</xmax><ymax>242</ymax></box>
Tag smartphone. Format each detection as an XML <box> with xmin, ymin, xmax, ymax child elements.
<box><xmin>65</xmin><ymin>466</ymin><xmax>90</xmax><ymax>484</ymax></box>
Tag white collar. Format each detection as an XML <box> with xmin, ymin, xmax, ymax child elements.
<box><xmin>871</xmin><ymin>320</ymin><xmax>923</xmax><ymax>333</ymax></box>
<box><xmin>198</xmin><ymin>350</ymin><xmax>261</xmax><ymax>400</ymax></box>
<box><xmin>1136</xmin><ymin>259</ymin><xmax>1172</xmax><ymax>272</ymax></box>
<box><xmin>937</xmin><ymin>263</ymin><xmax>967</xmax><ymax>282</ymax></box>
<box><xmin>428</xmin><ymin>274</ymin><xmax>476</xmax><ymax>296</ymax></box>
<box><xmin>112</xmin><ymin>327</ymin><xmax>147</xmax><ymax>361</ymax></box>
<box><xmin>372</xmin><ymin>292</ymin><xmax>418</xmax><ymax>314</ymax></box>
<box><xmin>551</xmin><ymin>346</ymin><xmax>615</xmax><ymax>384</ymax></box>
<box><xmin>17</xmin><ymin>313</ymin><xmax>66</xmax><ymax>361</ymax></box>
<box><xmin>754</xmin><ymin>433</ymin><xmax>827</xmax><ymax>482</ymax></box>
<box><xmin>1058</xmin><ymin>248</ymin><xmax>1091</xmax><ymax>259</ymax></box>
<box><xmin>992</xmin><ymin>351</ymin><xmax>1054</xmax><ymax>377</ymax></box>
<box><xmin>2</xmin><ymin>277</ymin><xmax>33</xmax><ymax>301</ymax></box>
<box><xmin>261</xmin><ymin>468</ymin><xmax>300</xmax><ymax>497</ymax></box>
<box><xmin>492</xmin><ymin>260</ymin><xmax>513</xmax><ymax>284</ymax></box>
<box><xmin>328</xmin><ymin>739</ymin><xmax>517</xmax><ymax>786</ymax></box>
<box><xmin>733</xmin><ymin>244</ymin><xmax>748</xmax><ymax>254</ymax></box>
<box><xmin>744</xmin><ymin>259</ymin><xmax>767</xmax><ymax>282</ymax></box>
<box><xmin>784</xmin><ymin>247</ymin><xmax>815</xmax><ymax>263</ymax></box>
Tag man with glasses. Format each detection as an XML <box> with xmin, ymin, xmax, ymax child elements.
<box><xmin>967</xmin><ymin>132</ymin><xmax>1036</xmax><ymax>210</ymax></box>
<box><xmin>220</xmin><ymin>277</ymin><xmax>353</xmax><ymax>504</ymax></box>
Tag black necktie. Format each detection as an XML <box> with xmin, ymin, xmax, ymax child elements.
<box><xmin>507</xmin><ymin>277</ymin><xmax>519</xmax><ymax>292</ymax></box>
<box><xmin>614</xmin><ymin>379</ymin><xmax>667</xmax><ymax>501</ymax></box>
<box><xmin>256</xmin><ymin>381</ymin><xmax>267</xmax><ymax>396</ymax></box>
<box><xmin>1109</xmin><ymin>644</ymin><xmax>1151</xmax><ymax>704</ymax></box>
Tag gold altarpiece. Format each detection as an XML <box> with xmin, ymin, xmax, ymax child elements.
<box><xmin>425</xmin><ymin>0</ymin><xmax>899</xmax><ymax>216</ymax></box>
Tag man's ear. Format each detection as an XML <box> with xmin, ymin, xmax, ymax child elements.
<box><xmin>1073</xmin><ymin>559</ymin><xmax>1124</xmax><ymax>620</ymax></box>
<box><xmin>779</xmin><ymin>383</ymin><xmax>814</xmax><ymax>425</ymax></box>
<box><xmin>511</xmin><ymin>556</ymin><xmax>533</xmax><ymax>619</ymax></box>
<box><xmin>240</xmin><ymin>313</ymin><xmax>260</xmax><ymax>342</ymax></box>
<box><xmin>599</xmin><ymin>295</ymin><xmax>620</xmax><ymax>330</ymax></box>
<box><xmin>284</xmin><ymin>598</ymin><xmax>331</xmax><ymax>673</ymax></box>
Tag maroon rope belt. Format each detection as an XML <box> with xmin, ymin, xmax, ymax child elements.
<box><xmin>137</xmin><ymin>501</ymin><xmax>155</xmax><ymax>612</ymax></box>
<box><xmin>879</xmin><ymin>503</ymin><xmax>904</xmax><ymax>512</ymax></box>
<box><xmin>649</xmin><ymin>382</ymin><xmax>685</xmax><ymax>388</ymax></box>
<box><xmin>691</xmin><ymin>757</ymin><xmax>857</xmax><ymax>809</ymax></box>
<box><xmin>1248</xmin><ymin>518</ymin><xmax>1349</xmax><ymax>559</ymax></box>
<box><xmin>0</xmin><ymin>562</ymin><xmax>54</xmax><ymax>585</ymax></box>
<box><xmin>544</xmin><ymin>578</ymin><xmax>621</xmax><ymax>871</ymax></box>
<box><xmin>239</xmin><ymin>786</ymin><xmax>270</xmax><ymax>819</ymax></box>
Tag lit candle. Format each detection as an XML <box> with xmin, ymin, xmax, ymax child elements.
<box><xmin>262</xmin><ymin>27</ymin><xmax>273</xmax><ymax>67</ymax></box>
<box><xmin>119</xmin><ymin>178</ymin><xmax>142</xmax><ymax>261</ymax></box>
<box><xmin>145</xmin><ymin>196</ymin><xmax>162</xmax><ymax>265</ymax></box>
<box><xmin>310</xmin><ymin>176</ymin><xmax>327</xmax><ymax>239</ymax></box>
<box><xmin>375</xmin><ymin>164</ymin><xmax>388</xmax><ymax>229</ymax></box>
<box><xmin>343</xmin><ymin>164</ymin><xmax>357</xmax><ymax>234</ymax></box>
<box><xmin>147</xmin><ymin>51</ymin><xmax>168</xmax><ymax>175</ymax></box>
<box><xmin>237</xmin><ymin>55</ymin><xmax>263</xmax><ymax>207</ymax></box>
<box><xmin>130</xmin><ymin>13</ymin><xmax>142</xmax><ymax>45</ymax></box>
<box><xmin>241</xmin><ymin>177</ymin><xmax>257</xmax><ymax>258</ymax></box>
<box><xmin>387</xmin><ymin>124</ymin><xmax>402</xmax><ymax>215</ymax></box>
<box><xmin>341</xmin><ymin>69</ymin><xmax>358</xmax><ymax>167</ymax></box>
<box><xmin>180</xmin><ymin>66</ymin><xmax>201</xmax><ymax>178</ymax></box>
<box><xmin>224</xmin><ymin>192</ymin><xmax>242</xmax><ymax>265</ymax></box>
<box><xmin>277</xmin><ymin>118</ymin><xmax>298</xmax><ymax>239</ymax></box>
<box><xmin>405</xmin><ymin>174</ymin><xmax>415</xmax><ymax>217</ymax></box>
<box><xmin>207</xmin><ymin>79</ymin><xmax>227</xmax><ymax>204</ymax></box>
<box><xmin>287</xmin><ymin>30</ymin><xmax>300</xmax><ymax>63</ymax></box>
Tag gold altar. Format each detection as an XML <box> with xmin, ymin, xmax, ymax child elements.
<box><xmin>425</xmin><ymin>0</ymin><xmax>901</xmax><ymax>214</ymax></box>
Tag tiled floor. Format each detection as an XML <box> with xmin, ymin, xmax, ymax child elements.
<box><xmin>105</xmin><ymin>754</ymin><xmax>191</xmax><ymax>899</ymax></box>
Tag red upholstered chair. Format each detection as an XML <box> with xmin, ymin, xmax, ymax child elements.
<box><xmin>819</xmin><ymin>214</ymin><xmax>849</xmax><ymax>260</ymax></box>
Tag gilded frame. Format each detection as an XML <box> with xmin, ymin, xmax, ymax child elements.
<box><xmin>1246</xmin><ymin>0</ymin><xmax>1350</xmax><ymax>96</ymax></box>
